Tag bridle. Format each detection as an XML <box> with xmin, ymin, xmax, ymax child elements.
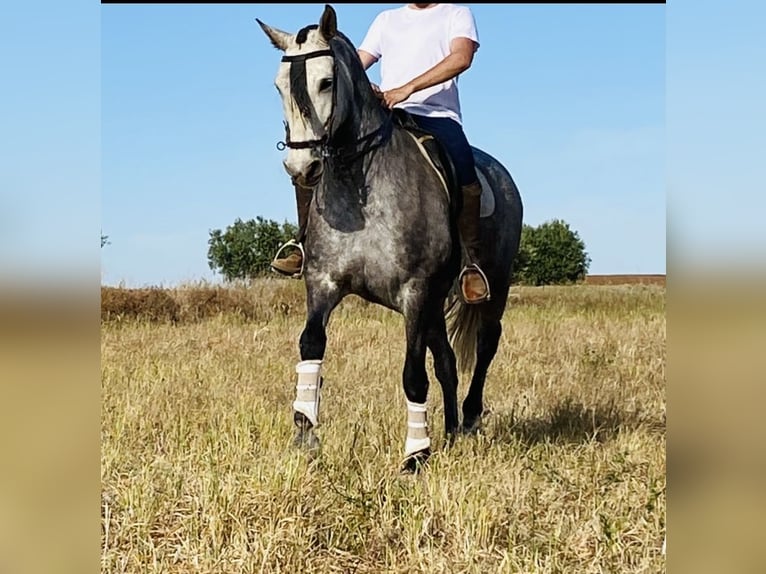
<box><xmin>276</xmin><ymin>47</ymin><xmax>392</xmax><ymax>165</ymax></box>
<box><xmin>276</xmin><ymin>49</ymin><xmax>334</xmax><ymax>153</ymax></box>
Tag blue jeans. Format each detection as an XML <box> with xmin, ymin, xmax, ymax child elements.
<box><xmin>409</xmin><ymin>114</ymin><xmax>478</xmax><ymax>187</ymax></box>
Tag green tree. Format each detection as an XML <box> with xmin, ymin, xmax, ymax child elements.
<box><xmin>207</xmin><ymin>217</ymin><xmax>298</xmax><ymax>281</ymax></box>
<box><xmin>512</xmin><ymin>224</ymin><xmax>535</xmax><ymax>279</ymax></box>
<box><xmin>513</xmin><ymin>219</ymin><xmax>591</xmax><ymax>285</ymax></box>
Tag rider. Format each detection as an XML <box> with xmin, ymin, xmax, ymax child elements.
<box><xmin>271</xmin><ymin>3</ymin><xmax>490</xmax><ymax>304</ymax></box>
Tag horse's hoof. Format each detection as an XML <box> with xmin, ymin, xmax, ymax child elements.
<box><xmin>400</xmin><ymin>448</ymin><xmax>431</xmax><ymax>474</ymax></box>
<box><xmin>293</xmin><ymin>427</ymin><xmax>320</xmax><ymax>450</ymax></box>
<box><xmin>293</xmin><ymin>413</ymin><xmax>321</xmax><ymax>455</ymax></box>
<box><xmin>461</xmin><ymin>417</ymin><xmax>483</xmax><ymax>435</ymax></box>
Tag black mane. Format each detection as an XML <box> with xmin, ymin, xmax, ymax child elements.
<box><xmin>327</xmin><ymin>31</ymin><xmax>387</xmax><ymax>146</ymax></box>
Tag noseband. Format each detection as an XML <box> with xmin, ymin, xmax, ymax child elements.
<box><xmin>276</xmin><ymin>46</ymin><xmax>392</xmax><ymax>164</ymax></box>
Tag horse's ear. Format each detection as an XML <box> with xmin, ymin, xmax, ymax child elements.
<box><xmin>256</xmin><ymin>18</ymin><xmax>291</xmax><ymax>51</ymax></box>
<box><xmin>319</xmin><ymin>4</ymin><xmax>337</xmax><ymax>41</ymax></box>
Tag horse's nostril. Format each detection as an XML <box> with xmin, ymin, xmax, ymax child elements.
<box><xmin>306</xmin><ymin>161</ymin><xmax>322</xmax><ymax>181</ymax></box>
<box><xmin>283</xmin><ymin>158</ymin><xmax>322</xmax><ymax>183</ymax></box>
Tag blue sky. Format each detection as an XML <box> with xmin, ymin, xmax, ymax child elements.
<box><xmin>98</xmin><ymin>3</ymin><xmax>665</xmax><ymax>287</ymax></box>
<box><xmin>666</xmin><ymin>0</ymin><xmax>766</xmax><ymax>271</ymax></box>
<box><xmin>0</xmin><ymin>1</ymin><xmax>99</xmax><ymax>283</ymax></box>
<box><xmin>2</xmin><ymin>2</ymin><xmax>764</xmax><ymax>288</ymax></box>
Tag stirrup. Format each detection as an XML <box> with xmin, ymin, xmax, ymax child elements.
<box><xmin>271</xmin><ymin>239</ymin><xmax>305</xmax><ymax>278</ymax></box>
<box><xmin>458</xmin><ymin>263</ymin><xmax>491</xmax><ymax>303</ymax></box>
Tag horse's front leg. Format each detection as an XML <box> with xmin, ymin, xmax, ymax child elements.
<box><xmin>425</xmin><ymin>305</ymin><xmax>460</xmax><ymax>440</ymax></box>
<box><xmin>293</xmin><ymin>283</ymin><xmax>341</xmax><ymax>452</ymax></box>
<box><xmin>401</xmin><ymin>308</ymin><xmax>432</xmax><ymax>473</ymax></box>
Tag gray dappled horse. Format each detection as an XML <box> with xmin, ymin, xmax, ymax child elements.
<box><xmin>257</xmin><ymin>5</ymin><xmax>522</xmax><ymax>471</ymax></box>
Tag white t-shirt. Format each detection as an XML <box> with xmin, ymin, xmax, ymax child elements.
<box><xmin>358</xmin><ymin>3</ymin><xmax>479</xmax><ymax>125</ymax></box>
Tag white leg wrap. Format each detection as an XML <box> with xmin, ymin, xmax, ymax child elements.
<box><xmin>292</xmin><ymin>360</ymin><xmax>322</xmax><ymax>428</ymax></box>
<box><xmin>404</xmin><ymin>400</ymin><xmax>431</xmax><ymax>456</ymax></box>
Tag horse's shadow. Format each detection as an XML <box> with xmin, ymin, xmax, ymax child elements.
<box><xmin>483</xmin><ymin>397</ymin><xmax>665</xmax><ymax>447</ymax></box>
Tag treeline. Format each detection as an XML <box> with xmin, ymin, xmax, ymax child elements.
<box><xmin>206</xmin><ymin>217</ymin><xmax>590</xmax><ymax>285</ymax></box>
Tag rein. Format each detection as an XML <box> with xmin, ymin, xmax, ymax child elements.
<box><xmin>276</xmin><ymin>47</ymin><xmax>393</xmax><ymax>165</ymax></box>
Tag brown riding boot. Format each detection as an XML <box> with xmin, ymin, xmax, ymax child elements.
<box><xmin>457</xmin><ymin>180</ymin><xmax>491</xmax><ymax>304</ymax></box>
<box><xmin>271</xmin><ymin>182</ymin><xmax>313</xmax><ymax>277</ymax></box>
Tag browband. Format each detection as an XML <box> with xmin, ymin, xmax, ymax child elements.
<box><xmin>281</xmin><ymin>50</ymin><xmax>333</xmax><ymax>63</ymax></box>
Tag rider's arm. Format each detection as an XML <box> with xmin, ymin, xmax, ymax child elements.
<box><xmin>404</xmin><ymin>37</ymin><xmax>477</xmax><ymax>94</ymax></box>
<box><xmin>357</xmin><ymin>50</ymin><xmax>378</xmax><ymax>71</ymax></box>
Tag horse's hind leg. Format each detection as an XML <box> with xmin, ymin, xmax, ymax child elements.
<box><xmin>462</xmin><ymin>317</ymin><xmax>502</xmax><ymax>432</ymax></box>
<box><xmin>425</xmin><ymin>307</ymin><xmax>460</xmax><ymax>440</ymax></box>
<box><xmin>293</xmin><ymin>284</ymin><xmax>341</xmax><ymax>451</ymax></box>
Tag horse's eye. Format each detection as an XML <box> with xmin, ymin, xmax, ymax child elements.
<box><xmin>319</xmin><ymin>78</ymin><xmax>333</xmax><ymax>92</ymax></box>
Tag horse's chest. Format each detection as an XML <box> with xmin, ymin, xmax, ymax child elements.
<box><xmin>307</xmin><ymin>189</ymin><xmax>450</xmax><ymax>282</ymax></box>
<box><xmin>310</xmin><ymin>223</ymin><xmax>399</xmax><ymax>271</ymax></box>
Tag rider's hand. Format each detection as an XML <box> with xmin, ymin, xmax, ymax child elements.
<box><xmin>383</xmin><ymin>83</ymin><xmax>414</xmax><ymax>109</ymax></box>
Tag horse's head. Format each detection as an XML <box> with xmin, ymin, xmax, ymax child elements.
<box><xmin>257</xmin><ymin>5</ymin><xmax>340</xmax><ymax>187</ymax></box>
<box><xmin>258</xmin><ymin>5</ymin><xmax>381</xmax><ymax>187</ymax></box>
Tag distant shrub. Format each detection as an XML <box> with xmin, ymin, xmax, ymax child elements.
<box><xmin>513</xmin><ymin>220</ymin><xmax>591</xmax><ymax>286</ymax></box>
<box><xmin>101</xmin><ymin>287</ymin><xmax>179</xmax><ymax>323</ymax></box>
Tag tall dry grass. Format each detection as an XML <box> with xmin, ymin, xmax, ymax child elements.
<box><xmin>101</xmin><ymin>282</ymin><xmax>665</xmax><ymax>573</ymax></box>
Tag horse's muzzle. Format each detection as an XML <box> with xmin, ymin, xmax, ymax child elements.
<box><xmin>285</xmin><ymin>159</ymin><xmax>323</xmax><ymax>188</ymax></box>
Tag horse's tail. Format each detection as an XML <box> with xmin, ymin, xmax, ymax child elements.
<box><xmin>444</xmin><ymin>294</ymin><xmax>481</xmax><ymax>375</ymax></box>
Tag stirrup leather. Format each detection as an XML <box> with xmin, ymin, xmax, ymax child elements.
<box><xmin>271</xmin><ymin>239</ymin><xmax>305</xmax><ymax>278</ymax></box>
<box><xmin>458</xmin><ymin>263</ymin><xmax>491</xmax><ymax>303</ymax></box>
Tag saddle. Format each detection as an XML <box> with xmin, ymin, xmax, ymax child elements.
<box><xmin>391</xmin><ymin>108</ymin><xmax>461</xmax><ymax>210</ymax></box>
<box><xmin>392</xmin><ymin>109</ymin><xmax>496</xmax><ymax>220</ymax></box>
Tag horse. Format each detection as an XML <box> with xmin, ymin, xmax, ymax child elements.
<box><xmin>257</xmin><ymin>5</ymin><xmax>523</xmax><ymax>471</ymax></box>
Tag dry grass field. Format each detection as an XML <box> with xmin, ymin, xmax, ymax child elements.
<box><xmin>584</xmin><ymin>275</ymin><xmax>665</xmax><ymax>287</ymax></box>
<box><xmin>101</xmin><ymin>280</ymin><xmax>665</xmax><ymax>573</ymax></box>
